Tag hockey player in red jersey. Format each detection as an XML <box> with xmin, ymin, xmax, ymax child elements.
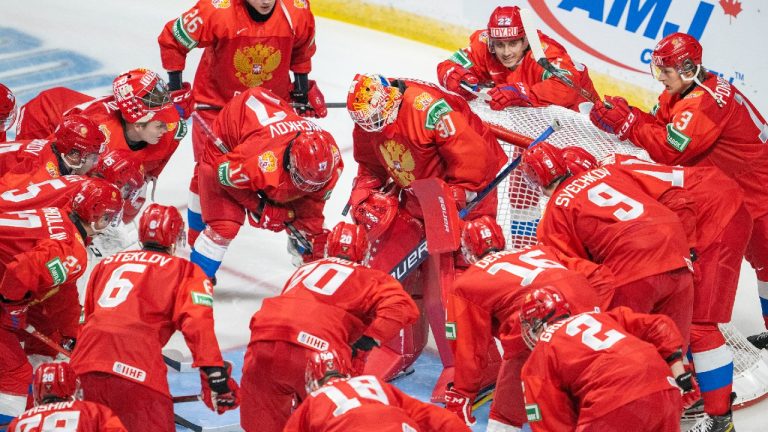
<box><xmin>284</xmin><ymin>350</ymin><xmax>470</xmax><ymax>432</ymax></box>
<box><xmin>0</xmin><ymin>83</ymin><xmax>16</xmax><ymax>142</ymax></box>
<box><xmin>436</xmin><ymin>6</ymin><xmax>595</xmax><ymax>111</ymax></box>
<box><xmin>445</xmin><ymin>216</ymin><xmax>614</xmax><ymax>429</ymax></box>
<box><xmin>0</xmin><ymin>180</ymin><xmax>123</xmax><ymax>423</ymax></box>
<box><xmin>8</xmin><ymin>362</ymin><xmax>128</xmax><ymax>432</ymax></box>
<box><xmin>70</xmin><ymin>204</ymin><xmax>238</xmax><ymax>432</ymax></box>
<box><xmin>240</xmin><ymin>222</ymin><xmax>419</xmax><ymax>432</ymax></box>
<box><xmin>520</xmin><ymin>287</ymin><xmax>689</xmax><ymax>431</ymax></box>
<box><xmin>0</xmin><ymin>114</ymin><xmax>105</xmax><ymax>189</ymax></box>
<box><xmin>522</xmin><ymin>143</ymin><xmax>694</xmax><ymax>347</ymax></box>
<box><xmin>15</xmin><ymin>86</ymin><xmax>93</xmax><ymax>140</ymax></box>
<box><xmin>191</xmin><ymin>87</ymin><xmax>341</xmax><ymax>278</ymax></box>
<box><xmin>588</xmin><ymin>33</ymin><xmax>768</xmax><ymax>347</ymax></box>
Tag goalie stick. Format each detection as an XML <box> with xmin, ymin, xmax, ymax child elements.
<box><xmin>519</xmin><ymin>8</ymin><xmax>612</xmax><ymax>109</ymax></box>
<box><xmin>190</xmin><ymin>112</ymin><xmax>313</xmax><ymax>252</ymax></box>
<box><xmin>195</xmin><ymin>102</ymin><xmax>346</xmax><ymax>111</ymax></box>
<box><xmin>389</xmin><ymin>119</ymin><xmax>561</xmax><ymax>281</ymax></box>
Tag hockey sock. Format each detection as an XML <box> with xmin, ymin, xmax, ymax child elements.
<box><xmin>690</xmin><ymin>325</ymin><xmax>733</xmax><ymax>416</ymax></box>
<box><xmin>191</xmin><ymin>228</ymin><xmax>230</xmax><ymax>278</ymax></box>
<box><xmin>187</xmin><ymin>191</ymin><xmax>204</xmax><ymax>246</ymax></box>
<box><xmin>758</xmin><ymin>280</ymin><xmax>768</xmax><ymax>329</ymax></box>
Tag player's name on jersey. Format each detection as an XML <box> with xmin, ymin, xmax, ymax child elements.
<box><xmin>553</xmin><ymin>167</ymin><xmax>612</xmax><ymax>208</ymax></box>
<box><xmin>22</xmin><ymin>400</ymin><xmax>76</xmax><ymax>415</ymax></box>
<box><xmin>268</xmin><ymin>119</ymin><xmax>322</xmax><ymax>138</ymax></box>
<box><xmin>102</xmin><ymin>251</ymin><xmax>173</xmax><ymax>266</ymax></box>
<box><xmin>41</xmin><ymin>207</ymin><xmax>70</xmax><ymax>241</ymax></box>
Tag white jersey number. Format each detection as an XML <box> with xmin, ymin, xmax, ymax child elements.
<box><xmin>245</xmin><ymin>94</ymin><xmax>287</xmax><ymax>127</ymax></box>
<box><xmin>315</xmin><ymin>376</ymin><xmax>389</xmax><ymax>417</ymax></box>
<box><xmin>97</xmin><ymin>263</ymin><xmax>147</xmax><ymax>308</ymax></box>
<box><xmin>734</xmin><ymin>93</ymin><xmax>768</xmax><ymax>143</ymax></box>
<box><xmin>565</xmin><ymin>314</ymin><xmax>626</xmax><ymax>351</ymax></box>
<box><xmin>13</xmin><ymin>410</ymin><xmax>81</xmax><ymax>432</ymax></box>
<box><xmin>0</xmin><ymin>210</ymin><xmax>42</xmax><ymax>228</ymax></box>
<box><xmin>587</xmin><ymin>183</ymin><xmax>644</xmax><ymax>221</ymax></box>
<box><xmin>486</xmin><ymin>250</ymin><xmax>566</xmax><ymax>286</ymax></box>
<box><xmin>1</xmin><ymin>178</ymin><xmax>69</xmax><ymax>203</ymax></box>
<box><xmin>285</xmin><ymin>261</ymin><xmax>354</xmax><ymax>296</ymax></box>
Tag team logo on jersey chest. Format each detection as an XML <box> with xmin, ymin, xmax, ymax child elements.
<box><xmin>379</xmin><ymin>140</ymin><xmax>415</xmax><ymax>186</ymax></box>
<box><xmin>234</xmin><ymin>44</ymin><xmax>282</xmax><ymax>87</ymax></box>
<box><xmin>258</xmin><ymin>151</ymin><xmax>278</xmax><ymax>173</ymax></box>
<box><xmin>413</xmin><ymin>92</ymin><xmax>434</xmax><ymax>111</ymax></box>
<box><xmin>294</xmin><ymin>0</ymin><xmax>307</xmax><ymax>8</ymax></box>
<box><xmin>45</xmin><ymin>161</ymin><xmax>59</xmax><ymax>178</ymax></box>
<box><xmin>211</xmin><ymin>0</ymin><xmax>230</xmax><ymax>9</ymax></box>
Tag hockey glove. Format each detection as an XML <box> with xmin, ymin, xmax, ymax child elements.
<box><xmin>200</xmin><ymin>362</ymin><xmax>240</xmax><ymax>414</ymax></box>
<box><xmin>247</xmin><ymin>200</ymin><xmax>295</xmax><ymax>232</ymax></box>
<box><xmin>348</xmin><ymin>176</ymin><xmax>384</xmax><ymax>209</ymax></box>
<box><xmin>304</xmin><ymin>229</ymin><xmax>329</xmax><ymax>264</ymax></box>
<box><xmin>589</xmin><ymin>96</ymin><xmax>637</xmax><ymax>140</ymax></box>
<box><xmin>676</xmin><ymin>371</ymin><xmax>702</xmax><ymax>410</ymax></box>
<box><xmin>170</xmin><ymin>82</ymin><xmax>194</xmax><ymax>119</ymax></box>
<box><xmin>445</xmin><ymin>384</ymin><xmax>476</xmax><ymax>426</ymax></box>
<box><xmin>291</xmin><ymin>78</ymin><xmax>327</xmax><ymax>118</ymax></box>
<box><xmin>0</xmin><ymin>293</ymin><xmax>31</xmax><ymax>331</ymax></box>
<box><xmin>441</xmin><ymin>65</ymin><xmax>479</xmax><ymax>100</ymax></box>
<box><xmin>488</xmin><ymin>82</ymin><xmax>534</xmax><ymax>110</ymax></box>
<box><xmin>351</xmin><ymin>335</ymin><xmax>378</xmax><ymax>375</ymax></box>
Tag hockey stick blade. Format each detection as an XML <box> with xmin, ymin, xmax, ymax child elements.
<box><xmin>25</xmin><ymin>325</ymin><xmax>71</xmax><ymax>358</ymax></box>
<box><xmin>471</xmin><ymin>383</ymin><xmax>496</xmax><ymax>411</ymax></box>
<box><xmin>163</xmin><ymin>348</ymin><xmax>196</xmax><ymax>373</ymax></box>
<box><xmin>173</xmin><ymin>394</ymin><xmax>202</xmax><ymax>404</ymax></box>
<box><xmin>458</xmin><ymin>82</ymin><xmax>491</xmax><ymax>102</ymax></box>
<box><xmin>389</xmin><ymin>120</ymin><xmax>561</xmax><ymax>281</ymax></box>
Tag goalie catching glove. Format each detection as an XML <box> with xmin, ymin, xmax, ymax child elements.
<box><xmin>444</xmin><ymin>383</ymin><xmax>476</xmax><ymax>426</ymax></box>
<box><xmin>200</xmin><ymin>361</ymin><xmax>240</xmax><ymax>414</ymax></box>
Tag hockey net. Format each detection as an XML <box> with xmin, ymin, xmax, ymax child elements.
<box><xmin>470</xmin><ymin>100</ymin><xmax>768</xmax><ymax>410</ymax></box>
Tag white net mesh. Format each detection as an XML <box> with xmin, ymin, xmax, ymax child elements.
<box><xmin>470</xmin><ymin>100</ymin><xmax>768</xmax><ymax>409</ymax></box>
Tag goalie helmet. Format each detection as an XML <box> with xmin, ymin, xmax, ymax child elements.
<box><xmin>519</xmin><ymin>286</ymin><xmax>571</xmax><ymax>350</ymax></box>
<box><xmin>54</xmin><ymin>114</ymin><xmax>106</xmax><ymax>171</ymax></box>
<box><xmin>138</xmin><ymin>203</ymin><xmax>185</xmax><ymax>251</ymax></box>
<box><xmin>93</xmin><ymin>149</ymin><xmax>145</xmax><ymax>199</ymax></box>
<box><xmin>347</xmin><ymin>74</ymin><xmax>403</xmax><ymax>132</ymax></box>
<box><xmin>0</xmin><ymin>83</ymin><xmax>17</xmax><ymax>132</ymax></box>
<box><xmin>460</xmin><ymin>215</ymin><xmax>505</xmax><ymax>263</ymax></box>
<box><xmin>326</xmin><ymin>222</ymin><xmax>370</xmax><ymax>264</ymax></box>
<box><xmin>561</xmin><ymin>146</ymin><xmax>598</xmax><ymax>177</ymax></box>
<box><xmin>650</xmin><ymin>32</ymin><xmax>703</xmax><ymax>80</ymax></box>
<box><xmin>71</xmin><ymin>179</ymin><xmax>124</xmax><ymax>234</ymax></box>
<box><xmin>288</xmin><ymin>131</ymin><xmax>338</xmax><ymax>193</ymax></box>
<box><xmin>487</xmin><ymin>6</ymin><xmax>525</xmax><ymax>42</ymax></box>
<box><xmin>351</xmin><ymin>190</ymin><xmax>398</xmax><ymax>240</ymax></box>
<box><xmin>112</xmin><ymin>68</ymin><xmax>175</xmax><ymax>123</ymax></box>
<box><xmin>32</xmin><ymin>362</ymin><xmax>81</xmax><ymax>406</ymax></box>
<box><xmin>521</xmin><ymin>143</ymin><xmax>567</xmax><ymax>189</ymax></box>
<box><xmin>305</xmin><ymin>350</ymin><xmax>351</xmax><ymax>394</ymax></box>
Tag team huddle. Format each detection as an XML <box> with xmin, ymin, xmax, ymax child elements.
<box><xmin>0</xmin><ymin>1</ymin><xmax>766</xmax><ymax>432</ymax></box>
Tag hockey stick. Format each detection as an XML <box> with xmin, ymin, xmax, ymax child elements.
<box><xmin>190</xmin><ymin>112</ymin><xmax>313</xmax><ymax>252</ymax></box>
<box><xmin>195</xmin><ymin>102</ymin><xmax>346</xmax><ymax>111</ymax></box>
<box><xmin>172</xmin><ymin>394</ymin><xmax>202</xmax><ymax>403</ymax></box>
<box><xmin>389</xmin><ymin>119</ymin><xmax>561</xmax><ymax>281</ymax></box>
<box><xmin>519</xmin><ymin>9</ymin><xmax>611</xmax><ymax>109</ymax></box>
<box><xmin>471</xmin><ymin>384</ymin><xmax>496</xmax><ymax>411</ymax></box>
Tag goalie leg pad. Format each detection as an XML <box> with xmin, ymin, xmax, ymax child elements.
<box><xmin>690</xmin><ymin>324</ymin><xmax>733</xmax><ymax>416</ymax></box>
<box><xmin>191</xmin><ymin>224</ymin><xmax>236</xmax><ymax>278</ymax></box>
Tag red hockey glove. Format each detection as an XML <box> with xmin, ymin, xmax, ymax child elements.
<box><xmin>170</xmin><ymin>82</ymin><xmax>194</xmax><ymax>120</ymax></box>
<box><xmin>589</xmin><ymin>96</ymin><xmax>637</xmax><ymax>140</ymax></box>
<box><xmin>348</xmin><ymin>176</ymin><xmax>384</xmax><ymax>209</ymax></box>
<box><xmin>291</xmin><ymin>80</ymin><xmax>327</xmax><ymax>118</ymax></box>
<box><xmin>247</xmin><ymin>200</ymin><xmax>294</xmax><ymax>232</ymax></box>
<box><xmin>675</xmin><ymin>371</ymin><xmax>701</xmax><ymax>410</ymax></box>
<box><xmin>200</xmin><ymin>362</ymin><xmax>240</xmax><ymax>414</ymax></box>
<box><xmin>441</xmin><ymin>65</ymin><xmax>479</xmax><ymax>100</ymax></box>
<box><xmin>0</xmin><ymin>293</ymin><xmax>31</xmax><ymax>331</ymax></box>
<box><xmin>488</xmin><ymin>82</ymin><xmax>534</xmax><ymax>110</ymax></box>
<box><xmin>350</xmin><ymin>335</ymin><xmax>378</xmax><ymax>375</ymax></box>
<box><xmin>445</xmin><ymin>384</ymin><xmax>476</xmax><ymax>426</ymax></box>
<box><xmin>304</xmin><ymin>229</ymin><xmax>329</xmax><ymax>264</ymax></box>
<box><xmin>448</xmin><ymin>185</ymin><xmax>472</xmax><ymax>210</ymax></box>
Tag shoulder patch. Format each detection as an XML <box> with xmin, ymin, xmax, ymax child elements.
<box><xmin>174</xmin><ymin>119</ymin><xmax>188</xmax><ymax>141</ymax></box>
<box><xmin>293</xmin><ymin>0</ymin><xmax>307</xmax><ymax>8</ymax></box>
<box><xmin>258</xmin><ymin>151</ymin><xmax>278</xmax><ymax>173</ymax></box>
<box><xmin>217</xmin><ymin>161</ymin><xmax>235</xmax><ymax>187</ymax></box>
<box><xmin>172</xmin><ymin>17</ymin><xmax>199</xmax><ymax>50</ymax></box>
<box><xmin>525</xmin><ymin>403</ymin><xmax>542</xmax><ymax>422</ymax></box>
<box><xmin>211</xmin><ymin>0</ymin><xmax>230</xmax><ymax>8</ymax></box>
<box><xmin>449</xmin><ymin>49</ymin><xmax>474</xmax><ymax>69</ymax></box>
<box><xmin>649</xmin><ymin>103</ymin><xmax>660</xmax><ymax>116</ymax></box>
<box><xmin>445</xmin><ymin>322</ymin><xmax>457</xmax><ymax>340</ymax></box>
<box><xmin>666</xmin><ymin>123</ymin><xmax>691</xmax><ymax>152</ymax></box>
<box><xmin>46</xmin><ymin>257</ymin><xmax>68</xmax><ymax>286</ymax></box>
<box><xmin>425</xmin><ymin>99</ymin><xmax>453</xmax><ymax>130</ymax></box>
<box><xmin>191</xmin><ymin>291</ymin><xmax>213</xmax><ymax>307</ymax></box>
<box><xmin>322</xmin><ymin>189</ymin><xmax>333</xmax><ymax>201</ymax></box>
<box><xmin>413</xmin><ymin>92</ymin><xmax>434</xmax><ymax>111</ymax></box>
<box><xmin>479</xmin><ymin>31</ymin><xmax>489</xmax><ymax>44</ymax></box>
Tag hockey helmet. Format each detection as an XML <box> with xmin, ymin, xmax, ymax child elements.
<box><xmin>54</xmin><ymin>114</ymin><xmax>106</xmax><ymax>171</ymax></box>
<box><xmin>71</xmin><ymin>179</ymin><xmax>124</xmax><ymax>233</ymax></box>
<box><xmin>347</xmin><ymin>74</ymin><xmax>403</xmax><ymax>132</ymax></box>
<box><xmin>138</xmin><ymin>203</ymin><xmax>185</xmax><ymax>251</ymax></box>
<box><xmin>326</xmin><ymin>222</ymin><xmax>370</xmax><ymax>264</ymax></box>
<box><xmin>519</xmin><ymin>286</ymin><xmax>571</xmax><ymax>350</ymax></box>
<box><xmin>460</xmin><ymin>215</ymin><xmax>506</xmax><ymax>264</ymax></box>
<box><xmin>112</xmin><ymin>68</ymin><xmax>175</xmax><ymax>123</ymax></box>
<box><xmin>305</xmin><ymin>350</ymin><xmax>351</xmax><ymax>394</ymax></box>
<box><xmin>650</xmin><ymin>33</ymin><xmax>703</xmax><ymax>79</ymax></box>
<box><xmin>521</xmin><ymin>143</ymin><xmax>568</xmax><ymax>189</ymax></box>
<box><xmin>561</xmin><ymin>146</ymin><xmax>598</xmax><ymax>177</ymax></box>
<box><xmin>288</xmin><ymin>131</ymin><xmax>338</xmax><ymax>193</ymax></box>
<box><xmin>487</xmin><ymin>6</ymin><xmax>525</xmax><ymax>42</ymax></box>
<box><xmin>93</xmin><ymin>149</ymin><xmax>145</xmax><ymax>199</ymax></box>
<box><xmin>0</xmin><ymin>83</ymin><xmax>17</xmax><ymax>132</ymax></box>
<box><xmin>32</xmin><ymin>362</ymin><xmax>81</xmax><ymax>406</ymax></box>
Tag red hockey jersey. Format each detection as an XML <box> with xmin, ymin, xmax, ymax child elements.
<box><xmin>536</xmin><ymin>164</ymin><xmax>691</xmax><ymax>287</ymax></box>
<box><xmin>0</xmin><ymin>175</ymin><xmax>86</xmax><ymax>213</ymax></box>
<box><xmin>627</xmin><ymin>73</ymin><xmax>768</xmax><ymax>219</ymax></box>
<box><xmin>447</xmin><ymin>245</ymin><xmax>613</xmax><ymax>398</ymax></box>
<box><xmin>521</xmin><ymin>307</ymin><xmax>683</xmax><ymax>430</ymax></box>
<box><xmin>16</xmin><ymin>87</ymin><xmax>94</xmax><ymax>140</ymax></box>
<box><xmin>284</xmin><ymin>375</ymin><xmax>469</xmax><ymax>432</ymax></box>
<box><xmin>0</xmin><ymin>140</ymin><xmax>64</xmax><ymax>189</ymax></box>
<box><xmin>8</xmin><ymin>400</ymin><xmax>127</xmax><ymax>432</ymax></box>
<box><xmin>158</xmin><ymin>0</ymin><xmax>316</xmax><ymax>107</ymax></box>
<box><xmin>248</xmin><ymin>257</ymin><xmax>418</xmax><ymax>360</ymax></box>
<box><xmin>70</xmin><ymin>250</ymin><xmax>223</xmax><ymax>396</ymax></box>
<box><xmin>437</xmin><ymin>31</ymin><xmax>595</xmax><ymax>110</ymax></box>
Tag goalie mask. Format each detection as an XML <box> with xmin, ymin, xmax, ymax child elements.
<box><xmin>287</xmin><ymin>131</ymin><xmax>338</xmax><ymax>193</ymax></box>
<box><xmin>326</xmin><ymin>222</ymin><xmax>370</xmax><ymax>264</ymax></box>
<box><xmin>561</xmin><ymin>146</ymin><xmax>598</xmax><ymax>177</ymax></box>
<box><xmin>138</xmin><ymin>203</ymin><xmax>186</xmax><ymax>252</ymax></box>
<box><xmin>32</xmin><ymin>362</ymin><xmax>81</xmax><ymax>406</ymax></box>
<box><xmin>347</xmin><ymin>74</ymin><xmax>403</xmax><ymax>132</ymax></box>
<box><xmin>460</xmin><ymin>215</ymin><xmax>506</xmax><ymax>264</ymax></box>
<box><xmin>93</xmin><ymin>149</ymin><xmax>145</xmax><ymax>199</ymax></box>
<box><xmin>519</xmin><ymin>286</ymin><xmax>571</xmax><ymax>350</ymax></box>
<box><xmin>112</xmin><ymin>68</ymin><xmax>175</xmax><ymax>123</ymax></box>
<box><xmin>71</xmin><ymin>179</ymin><xmax>124</xmax><ymax>234</ymax></box>
<box><xmin>54</xmin><ymin>114</ymin><xmax>106</xmax><ymax>172</ymax></box>
<box><xmin>521</xmin><ymin>143</ymin><xmax>567</xmax><ymax>190</ymax></box>
<box><xmin>305</xmin><ymin>350</ymin><xmax>351</xmax><ymax>394</ymax></box>
<box><xmin>0</xmin><ymin>83</ymin><xmax>17</xmax><ymax>132</ymax></box>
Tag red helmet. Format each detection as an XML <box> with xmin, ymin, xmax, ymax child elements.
<box><xmin>112</xmin><ymin>68</ymin><xmax>174</xmax><ymax>123</ymax></box>
<box><xmin>305</xmin><ymin>350</ymin><xmax>351</xmax><ymax>394</ymax></box>
<box><xmin>71</xmin><ymin>179</ymin><xmax>124</xmax><ymax>233</ymax></box>
<box><xmin>521</xmin><ymin>143</ymin><xmax>567</xmax><ymax>188</ymax></box>
<box><xmin>487</xmin><ymin>6</ymin><xmax>525</xmax><ymax>42</ymax></box>
<box><xmin>561</xmin><ymin>146</ymin><xmax>598</xmax><ymax>177</ymax></box>
<box><xmin>650</xmin><ymin>33</ymin><xmax>703</xmax><ymax>79</ymax></box>
<box><xmin>288</xmin><ymin>131</ymin><xmax>338</xmax><ymax>193</ymax></box>
<box><xmin>326</xmin><ymin>222</ymin><xmax>370</xmax><ymax>264</ymax></box>
<box><xmin>347</xmin><ymin>73</ymin><xmax>403</xmax><ymax>132</ymax></box>
<box><xmin>0</xmin><ymin>83</ymin><xmax>17</xmax><ymax>132</ymax></box>
<box><xmin>351</xmin><ymin>191</ymin><xmax>398</xmax><ymax>240</ymax></box>
<box><xmin>32</xmin><ymin>362</ymin><xmax>80</xmax><ymax>406</ymax></box>
<box><xmin>519</xmin><ymin>286</ymin><xmax>571</xmax><ymax>350</ymax></box>
<box><xmin>54</xmin><ymin>114</ymin><xmax>106</xmax><ymax>170</ymax></box>
<box><xmin>138</xmin><ymin>203</ymin><xmax>185</xmax><ymax>250</ymax></box>
<box><xmin>93</xmin><ymin>149</ymin><xmax>145</xmax><ymax>199</ymax></box>
<box><xmin>460</xmin><ymin>216</ymin><xmax>506</xmax><ymax>263</ymax></box>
